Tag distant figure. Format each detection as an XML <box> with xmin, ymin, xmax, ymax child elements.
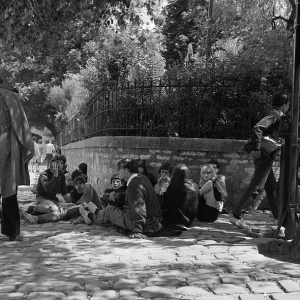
<box><xmin>30</xmin><ymin>136</ymin><xmax>40</xmax><ymax>172</ymax></box>
<box><xmin>45</xmin><ymin>140</ymin><xmax>55</xmax><ymax>168</ymax></box>
<box><xmin>0</xmin><ymin>77</ymin><xmax>34</xmax><ymax>241</ymax></box>
<box><xmin>36</xmin><ymin>139</ymin><xmax>43</xmax><ymax>169</ymax></box>
<box><xmin>136</xmin><ymin>159</ymin><xmax>157</xmax><ymax>187</ymax></box>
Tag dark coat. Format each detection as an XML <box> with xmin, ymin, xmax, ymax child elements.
<box><xmin>125</xmin><ymin>175</ymin><xmax>161</xmax><ymax>233</ymax></box>
<box><xmin>0</xmin><ymin>84</ymin><xmax>34</xmax><ymax>198</ymax></box>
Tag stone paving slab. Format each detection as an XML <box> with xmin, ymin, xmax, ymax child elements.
<box><xmin>0</xmin><ymin>170</ymin><xmax>299</xmax><ymax>299</ymax></box>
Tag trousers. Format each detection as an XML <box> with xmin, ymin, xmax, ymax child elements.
<box><xmin>1</xmin><ymin>193</ymin><xmax>20</xmax><ymax>237</ymax></box>
<box><xmin>233</xmin><ymin>152</ymin><xmax>278</xmax><ymax>219</ymax></box>
<box><xmin>93</xmin><ymin>206</ymin><xmax>135</xmax><ymax>231</ymax></box>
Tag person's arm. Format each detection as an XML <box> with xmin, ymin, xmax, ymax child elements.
<box><xmin>38</xmin><ymin>171</ymin><xmax>59</xmax><ymax>193</ymax></box>
<box><xmin>199</xmin><ymin>180</ymin><xmax>213</xmax><ymax>196</ymax></box>
<box><xmin>76</xmin><ymin>182</ymin><xmax>93</xmax><ymax>205</ymax></box>
<box><xmin>60</xmin><ymin>173</ymin><xmax>68</xmax><ymax>196</ymax></box>
<box><xmin>127</xmin><ymin>183</ymin><xmax>147</xmax><ymax>234</ymax></box>
<box><xmin>252</xmin><ymin>114</ymin><xmax>278</xmax><ymax>151</ymax></box>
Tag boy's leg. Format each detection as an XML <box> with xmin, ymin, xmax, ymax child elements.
<box><xmin>93</xmin><ymin>206</ymin><xmax>135</xmax><ymax>231</ymax></box>
<box><xmin>264</xmin><ymin>168</ymin><xmax>279</xmax><ymax>220</ymax></box>
<box><xmin>232</xmin><ymin>154</ymin><xmax>273</xmax><ymax>219</ymax></box>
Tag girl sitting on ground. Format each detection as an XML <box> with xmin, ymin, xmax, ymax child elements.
<box><xmin>161</xmin><ymin>163</ymin><xmax>198</xmax><ymax>233</ymax></box>
<box><xmin>197</xmin><ymin>164</ymin><xmax>227</xmax><ymax>222</ymax></box>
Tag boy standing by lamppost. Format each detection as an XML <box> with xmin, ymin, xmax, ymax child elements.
<box><xmin>230</xmin><ymin>91</ymin><xmax>290</xmax><ymax>229</ymax></box>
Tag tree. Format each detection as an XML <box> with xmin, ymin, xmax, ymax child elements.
<box><xmin>0</xmin><ymin>0</ymin><xmax>165</xmax><ymax>134</ymax></box>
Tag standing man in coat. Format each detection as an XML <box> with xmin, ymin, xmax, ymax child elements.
<box><xmin>0</xmin><ymin>77</ymin><xmax>34</xmax><ymax>241</ymax></box>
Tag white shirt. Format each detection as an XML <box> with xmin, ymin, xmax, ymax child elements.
<box><xmin>45</xmin><ymin>143</ymin><xmax>55</xmax><ymax>154</ymax></box>
<box><xmin>126</xmin><ymin>173</ymin><xmax>138</xmax><ymax>187</ymax></box>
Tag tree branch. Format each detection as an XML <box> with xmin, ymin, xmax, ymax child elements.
<box><xmin>272</xmin><ymin>15</ymin><xmax>289</xmax><ymax>23</ymax></box>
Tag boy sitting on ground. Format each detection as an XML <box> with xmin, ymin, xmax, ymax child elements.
<box><xmin>100</xmin><ymin>173</ymin><xmax>126</xmax><ymax>208</ymax></box>
<box><xmin>78</xmin><ymin>159</ymin><xmax>162</xmax><ymax>238</ymax></box>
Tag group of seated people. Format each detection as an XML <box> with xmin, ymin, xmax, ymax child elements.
<box><xmin>20</xmin><ymin>155</ymin><xmax>228</xmax><ymax>238</ymax></box>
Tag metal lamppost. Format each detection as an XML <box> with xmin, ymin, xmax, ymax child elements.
<box><xmin>285</xmin><ymin>0</ymin><xmax>300</xmax><ymax>239</ymax></box>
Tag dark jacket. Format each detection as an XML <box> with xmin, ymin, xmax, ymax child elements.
<box><xmin>125</xmin><ymin>175</ymin><xmax>161</xmax><ymax>233</ymax></box>
<box><xmin>162</xmin><ymin>182</ymin><xmax>198</xmax><ymax>227</ymax></box>
<box><xmin>36</xmin><ymin>169</ymin><xmax>67</xmax><ymax>202</ymax></box>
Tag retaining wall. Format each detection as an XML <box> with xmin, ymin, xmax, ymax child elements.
<box><xmin>62</xmin><ymin>136</ymin><xmax>279</xmax><ymax>207</ymax></box>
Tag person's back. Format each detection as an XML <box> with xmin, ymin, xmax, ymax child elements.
<box><xmin>126</xmin><ymin>174</ymin><xmax>161</xmax><ymax>219</ymax></box>
<box><xmin>46</xmin><ymin>142</ymin><xmax>55</xmax><ymax>154</ymax></box>
<box><xmin>163</xmin><ymin>181</ymin><xmax>198</xmax><ymax>227</ymax></box>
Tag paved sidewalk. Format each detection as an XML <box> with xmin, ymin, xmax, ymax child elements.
<box><xmin>0</xmin><ymin>171</ymin><xmax>299</xmax><ymax>300</ymax></box>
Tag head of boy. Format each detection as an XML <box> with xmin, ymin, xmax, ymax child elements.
<box><xmin>135</xmin><ymin>159</ymin><xmax>147</xmax><ymax>175</ymax></box>
<box><xmin>110</xmin><ymin>174</ymin><xmax>122</xmax><ymax>189</ymax></box>
<box><xmin>272</xmin><ymin>91</ymin><xmax>290</xmax><ymax>114</ymax></box>
<box><xmin>32</xmin><ymin>136</ymin><xmax>37</xmax><ymax>142</ymax></box>
<box><xmin>50</xmin><ymin>154</ymin><xmax>66</xmax><ymax>171</ymax></box>
<box><xmin>158</xmin><ymin>162</ymin><xmax>174</xmax><ymax>178</ymax></box>
<box><xmin>207</xmin><ymin>159</ymin><xmax>220</xmax><ymax>174</ymax></box>
<box><xmin>117</xmin><ymin>159</ymin><xmax>139</xmax><ymax>181</ymax></box>
<box><xmin>78</xmin><ymin>162</ymin><xmax>87</xmax><ymax>175</ymax></box>
<box><xmin>74</xmin><ymin>175</ymin><xmax>87</xmax><ymax>194</ymax></box>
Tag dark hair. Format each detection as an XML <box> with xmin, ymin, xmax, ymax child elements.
<box><xmin>117</xmin><ymin>159</ymin><xmax>139</xmax><ymax>173</ymax></box>
<box><xmin>52</xmin><ymin>154</ymin><xmax>67</xmax><ymax>164</ymax></box>
<box><xmin>78</xmin><ymin>162</ymin><xmax>87</xmax><ymax>175</ymax></box>
<box><xmin>272</xmin><ymin>92</ymin><xmax>289</xmax><ymax>107</ymax></box>
<box><xmin>110</xmin><ymin>173</ymin><xmax>121</xmax><ymax>183</ymax></box>
<box><xmin>74</xmin><ymin>175</ymin><xmax>87</xmax><ymax>185</ymax></box>
<box><xmin>32</xmin><ymin>136</ymin><xmax>37</xmax><ymax>142</ymax></box>
<box><xmin>71</xmin><ymin>169</ymin><xmax>83</xmax><ymax>181</ymax></box>
<box><xmin>207</xmin><ymin>159</ymin><xmax>220</xmax><ymax>169</ymax></box>
<box><xmin>170</xmin><ymin>163</ymin><xmax>196</xmax><ymax>192</ymax></box>
<box><xmin>0</xmin><ymin>77</ymin><xmax>3</xmax><ymax>84</ymax></box>
<box><xmin>158</xmin><ymin>162</ymin><xmax>174</xmax><ymax>175</ymax></box>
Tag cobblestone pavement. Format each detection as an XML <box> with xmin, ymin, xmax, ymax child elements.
<box><xmin>0</xmin><ymin>170</ymin><xmax>299</xmax><ymax>300</ymax></box>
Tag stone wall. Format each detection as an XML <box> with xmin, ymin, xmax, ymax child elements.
<box><xmin>62</xmin><ymin>136</ymin><xmax>280</xmax><ymax>207</ymax></box>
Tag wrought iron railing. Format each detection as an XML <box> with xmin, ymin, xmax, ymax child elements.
<box><xmin>60</xmin><ymin>79</ymin><xmax>275</xmax><ymax>145</ymax></box>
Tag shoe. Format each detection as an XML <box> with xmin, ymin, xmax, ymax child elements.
<box><xmin>88</xmin><ymin>202</ymin><xmax>98</xmax><ymax>214</ymax></box>
<box><xmin>79</xmin><ymin>205</ymin><xmax>92</xmax><ymax>225</ymax></box>
<box><xmin>20</xmin><ymin>209</ymin><xmax>38</xmax><ymax>224</ymax></box>
<box><xmin>229</xmin><ymin>215</ymin><xmax>249</xmax><ymax>229</ymax></box>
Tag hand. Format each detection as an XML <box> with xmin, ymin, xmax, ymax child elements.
<box><xmin>128</xmin><ymin>233</ymin><xmax>147</xmax><ymax>239</ymax></box>
<box><xmin>51</xmin><ymin>162</ymin><xmax>59</xmax><ymax>177</ymax></box>
<box><xmin>109</xmin><ymin>191</ymin><xmax>116</xmax><ymax>201</ymax></box>
<box><xmin>251</xmin><ymin>150</ymin><xmax>260</xmax><ymax>161</ymax></box>
<box><xmin>56</xmin><ymin>193</ymin><xmax>65</xmax><ymax>203</ymax></box>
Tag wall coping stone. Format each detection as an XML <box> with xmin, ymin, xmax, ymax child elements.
<box><xmin>62</xmin><ymin>136</ymin><xmax>247</xmax><ymax>153</ymax></box>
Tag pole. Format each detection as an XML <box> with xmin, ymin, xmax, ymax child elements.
<box><xmin>206</xmin><ymin>0</ymin><xmax>214</xmax><ymax>62</ymax></box>
<box><xmin>285</xmin><ymin>0</ymin><xmax>300</xmax><ymax>240</ymax></box>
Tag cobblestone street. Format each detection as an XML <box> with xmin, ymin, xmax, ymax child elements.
<box><xmin>0</xmin><ymin>170</ymin><xmax>299</xmax><ymax>300</ymax></box>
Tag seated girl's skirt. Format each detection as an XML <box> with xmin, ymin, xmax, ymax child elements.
<box><xmin>197</xmin><ymin>195</ymin><xmax>220</xmax><ymax>222</ymax></box>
